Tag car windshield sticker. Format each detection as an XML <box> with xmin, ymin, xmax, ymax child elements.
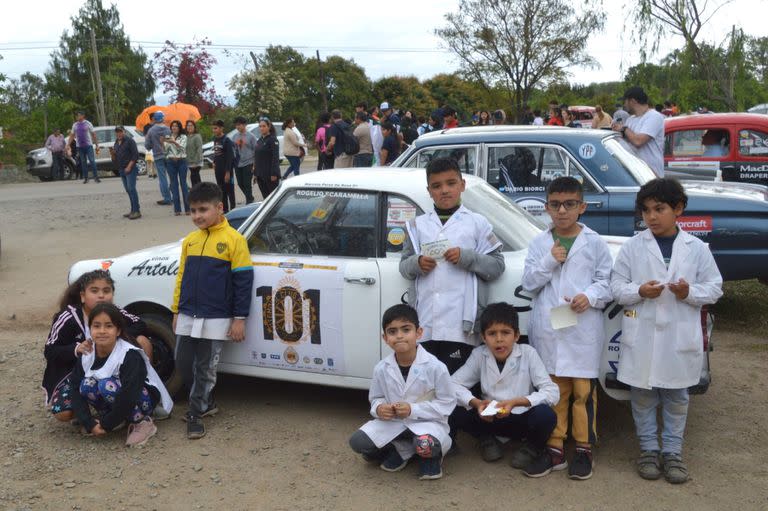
<box><xmin>387</xmin><ymin>227</ymin><xmax>406</xmax><ymax>246</ymax></box>
<box><xmin>230</xmin><ymin>257</ymin><xmax>346</xmax><ymax>374</ymax></box>
<box><xmin>579</xmin><ymin>143</ymin><xmax>596</xmax><ymax>160</ymax></box>
<box><xmin>296</xmin><ymin>189</ymin><xmax>367</xmax><ymax>200</ymax></box>
<box><xmin>677</xmin><ymin>216</ymin><xmax>713</xmax><ymax>235</ymax></box>
<box><xmin>514</xmin><ymin>197</ymin><xmax>547</xmax><ymax>217</ymax></box>
<box><xmin>387</xmin><ymin>204</ymin><xmax>417</xmax><ymax>227</ymax></box>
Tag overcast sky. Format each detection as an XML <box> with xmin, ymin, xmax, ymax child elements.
<box><xmin>1</xmin><ymin>0</ymin><xmax>765</xmax><ymax>105</ymax></box>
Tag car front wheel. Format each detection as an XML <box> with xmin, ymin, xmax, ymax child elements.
<box><xmin>141</xmin><ymin>314</ymin><xmax>182</xmax><ymax>397</ymax></box>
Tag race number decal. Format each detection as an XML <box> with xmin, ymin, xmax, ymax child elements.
<box><xmin>241</xmin><ymin>258</ymin><xmax>345</xmax><ymax>373</ymax></box>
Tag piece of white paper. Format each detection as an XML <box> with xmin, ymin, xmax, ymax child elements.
<box><xmin>550</xmin><ymin>304</ymin><xmax>578</xmax><ymax>330</ymax></box>
<box><xmin>480</xmin><ymin>400</ymin><xmax>503</xmax><ymax>416</ymax></box>
<box><xmin>421</xmin><ymin>238</ymin><xmax>452</xmax><ymax>260</ymax></box>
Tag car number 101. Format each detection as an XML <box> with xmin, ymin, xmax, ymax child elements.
<box><xmin>256</xmin><ymin>286</ymin><xmax>322</xmax><ymax>344</ymax></box>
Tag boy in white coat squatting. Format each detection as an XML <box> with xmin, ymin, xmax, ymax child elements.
<box><xmin>522</xmin><ymin>177</ymin><xmax>613</xmax><ymax>480</ymax></box>
<box><xmin>611</xmin><ymin>178</ymin><xmax>722</xmax><ymax>484</ymax></box>
<box><xmin>451</xmin><ymin>302</ymin><xmax>559</xmax><ymax>475</ymax></box>
<box><xmin>349</xmin><ymin>305</ymin><xmax>456</xmax><ymax>480</ymax></box>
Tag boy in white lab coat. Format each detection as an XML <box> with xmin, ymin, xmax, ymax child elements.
<box><xmin>399</xmin><ymin>156</ymin><xmax>505</xmax><ymax>374</ymax></box>
<box><xmin>522</xmin><ymin>176</ymin><xmax>613</xmax><ymax>480</ymax></box>
<box><xmin>611</xmin><ymin>178</ymin><xmax>722</xmax><ymax>484</ymax></box>
<box><xmin>349</xmin><ymin>304</ymin><xmax>456</xmax><ymax>480</ymax></box>
<box><xmin>451</xmin><ymin>302</ymin><xmax>559</xmax><ymax>476</ymax></box>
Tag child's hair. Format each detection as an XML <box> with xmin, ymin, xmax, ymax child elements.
<box><xmin>59</xmin><ymin>270</ymin><xmax>115</xmax><ymax>311</ymax></box>
<box><xmin>479</xmin><ymin>302</ymin><xmax>520</xmax><ymax>334</ymax></box>
<box><xmin>426</xmin><ymin>157</ymin><xmax>461</xmax><ymax>181</ymax></box>
<box><xmin>188</xmin><ymin>182</ymin><xmax>223</xmax><ymax>205</ymax></box>
<box><xmin>382</xmin><ymin>304</ymin><xmax>420</xmax><ymax>330</ymax></box>
<box><xmin>635</xmin><ymin>178</ymin><xmax>687</xmax><ymax>212</ymax></box>
<box><xmin>88</xmin><ymin>302</ymin><xmax>126</xmax><ymax>333</ymax></box>
<box><xmin>380</xmin><ymin>120</ymin><xmax>395</xmax><ymax>133</ymax></box>
<box><xmin>547</xmin><ymin>176</ymin><xmax>583</xmax><ymax>199</ymax></box>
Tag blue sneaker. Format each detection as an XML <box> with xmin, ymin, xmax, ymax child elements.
<box><xmin>418</xmin><ymin>457</ymin><xmax>443</xmax><ymax>480</ymax></box>
<box><xmin>380</xmin><ymin>449</ymin><xmax>408</xmax><ymax>472</ymax></box>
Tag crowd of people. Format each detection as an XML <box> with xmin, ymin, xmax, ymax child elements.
<box><xmin>42</xmin><ymin>150</ymin><xmax>721</xmax><ymax>485</ymax></box>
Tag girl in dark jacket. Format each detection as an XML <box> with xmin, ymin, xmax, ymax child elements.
<box><xmin>253</xmin><ymin>118</ymin><xmax>281</xmax><ymax>199</ymax></box>
<box><xmin>42</xmin><ymin>270</ymin><xmax>152</xmax><ymax>422</ymax></box>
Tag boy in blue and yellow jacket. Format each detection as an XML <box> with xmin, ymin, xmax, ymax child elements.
<box><xmin>172</xmin><ymin>182</ymin><xmax>253</xmax><ymax>439</ymax></box>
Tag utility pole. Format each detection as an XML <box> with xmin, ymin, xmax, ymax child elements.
<box><xmin>317</xmin><ymin>50</ymin><xmax>328</xmax><ymax>113</ymax></box>
<box><xmin>90</xmin><ymin>29</ymin><xmax>106</xmax><ymax>125</ymax></box>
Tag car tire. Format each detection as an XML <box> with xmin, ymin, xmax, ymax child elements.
<box><xmin>135</xmin><ymin>157</ymin><xmax>147</xmax><ymax>176</ymax></box>
<box><xmin>141</xmin><ymin>313</ymin><xmax>183</xmax><ymax>397</ymax></box>
<box><xmin>62</xmin><ymin>161</ymin><xmax>74</xmax><ymax>180</ymax></box>
<box><xmin>38</xmin><ymin>175</ymin><xmax>53</xmax><ymax>182</ymax></box>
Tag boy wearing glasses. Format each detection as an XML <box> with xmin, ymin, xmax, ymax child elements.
<box><xmin>521</xmin><ymin>177</ymin><xmax>613</xmax><ymax>479</ymax></box>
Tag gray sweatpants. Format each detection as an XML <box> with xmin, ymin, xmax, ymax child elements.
<box><xmin>175</xmin><ymin>336</ymin><xmax>223</xmax><ymax>416</ymax></box>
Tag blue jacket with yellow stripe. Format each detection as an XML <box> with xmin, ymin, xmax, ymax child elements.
<box><xmin>172</xmin><ymin>218</ymin><xmax>253</xmax><ymax>318</ymax></box>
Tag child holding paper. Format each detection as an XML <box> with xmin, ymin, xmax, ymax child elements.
<box><xmin>451</xmin><ymin>302</ymin><xmax>559</xmax><ymax>475</ymax></box>
<box><xmin>521</xmin><ymin>176</ymin><xmax>613</xmax><ymax>480</ymax></box>
<box><xmin>611</xmin><ymin>178</ymin><xmax>722</xmax><ymax>484</ymax></box>
<box><xmin>399</xmin><ymin>157</ymin><xmax>505</xmax><ymax>374</ymax></box>
<box><xmin>349</xmin><ymin>304</ymin><xmax>456</xmax><ymax>480</ymax></box>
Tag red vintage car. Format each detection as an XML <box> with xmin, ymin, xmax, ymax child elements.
<box><xmin>664</xmin><ymin>113</ymin><xmax>768</xmax><ymax>186</ymax></box>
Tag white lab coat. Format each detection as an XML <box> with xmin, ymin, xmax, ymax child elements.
<box><xmin>522</xmin><ymin>224</ymin><xmax>614</xmax><ymax>378</ymax></box>
<box><xmin>610</xmin><ymin>229</ymin><xmax>723</xmax><ymax>389</ymax></box>
<box><xmin>360</xmin><ymin>346</ymin><xmax>455</xmax><ymax>459</ymax></box>
<box><xmin>452</xmin><ymin>344</ymin><xmax>560</xmax><ymax>414</ymax></box>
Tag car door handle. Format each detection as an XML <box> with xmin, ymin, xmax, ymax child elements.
<box><xmin>344</xmin><ymin>277</ymin><xmax>376</xmax><ymax>285</ymax></box>
<box><xmin>585</xmin><ymin>201</ymin><xmax>603</xmax><ymax>209</ymax></box>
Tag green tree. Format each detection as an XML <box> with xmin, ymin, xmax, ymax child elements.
<box><xmin>229</xmin><ymin>67</ymin><xmax>288</xmax><ymax>120</ymax></box>
<box><xmin>423</xmin><ymin>74</ymin><xmax>488</xmax><ymax>121</ymax></box>
<box><xmin>45</xmin><ymin>0</ymin><xmax>154</xmax><ymax>124</ymax></box>
<box><xmin>371</xmin><ymin>76</ymin><xmax>435</xmax><ymax>116</ymax></box>
<box><xmin>436</xmin><ymin>0</ymin><xmax>604</xmax><ymax>121</ymax></box>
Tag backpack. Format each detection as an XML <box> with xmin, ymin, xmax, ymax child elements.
<box><xmin>342</xmin><ymin>123</ymin><xmax>360</xmax><ymax>155</ymax></box>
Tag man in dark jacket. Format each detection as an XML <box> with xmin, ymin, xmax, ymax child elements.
<box><xmin>113</xmin><ymin>126</ymin><xmax>141</xmax><ymax>219</ymax></box>
<box><xmin>212</xmin><ymin>120</ymin><xmax>237</xmax><ymax>212</ymax></box>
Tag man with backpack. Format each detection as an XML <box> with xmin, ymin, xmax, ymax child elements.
<box><xmin>326</xmin><ymin>109</ymin><xmax>358</xmax><ymax>168</ymax></box>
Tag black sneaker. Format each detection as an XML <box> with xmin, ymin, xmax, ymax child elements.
<box><xmin>181</xmin><ymin>403</ymin><xmax>219</xmax><ymax>422</ymax></box>
<box><xmin>95</xmin><ymin>178</ymin><xmax>101</xmax><ymax>183</ymax></box>
<box><xmin>549</xmin><ymin>446</ymin><xmax>568</xmax><ymax>471</ymax></box>
<box><xmin>509</xmin><ymin>442</ymin><xmax>538</xmax><ymax>469</ymax></box>
<box><xmin>186</xmin><ymin>413</ymin><xmax>205</xmax><ymax>440</ymax></box>
<box><xmin>418</xmin><ymin>456</ymin><xmax>443</xmax><ymax>480</ymax></box>
<box><xmin>568</xmin><ymin>447</ymin><xmax>594</xmax><ymax>480</ymax></box>
<box><xmin>156</xmin><ymin>200</ymin><xmax>171</xmax><ymax>205</ymax></box>
<box><xmin>83</xmin><ymin>179</ymin><xmax>88</xmax><ymax>184</ymax></box>
<box><xmin>379</xmin><ymin>448</ymin><xmax>408</xmax><ymax>472</ymax></box>
<box><xmin>523</xmin><ymin>447</ymin><xmax>554</xmax><ymax>478</ymax></box>
<box><xmin>479</xmin><ymin>435</ymin><xmax>503</xmax><ymax>462</ymax></box>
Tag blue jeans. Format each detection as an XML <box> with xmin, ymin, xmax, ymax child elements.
<box><xmin>77</xmin><ymin>145</ymin><xmax>98</xmax><ymax>180</ymax></box>
<box><xmin>630</xmin><ymin>386</ymin><xmax>690</xmax><ymax>455</ymax></box>
<box><xmin>120</xmin><ymin>167</ymin><xmax>140</xmax><ymax>213</ymax></box>
<box><xmin>165</xmin><ymin>158</ymin><xmax>190</xmax><ymax>213</ymax></box>
<box><xmin>283</xmin><ymin>155</ymin><xmax>301</xmax><ymax>178</ymax></box>
<box><xmin>154</xmin><ymin>157</ymin><xmax>172</xmax><ymax>202</ymax></box>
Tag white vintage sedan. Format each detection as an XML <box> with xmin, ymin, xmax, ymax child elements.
<box><xmin>68</xmin><ymin>168</ymin><xmax>712</xmax><ymax>400</ymax></box>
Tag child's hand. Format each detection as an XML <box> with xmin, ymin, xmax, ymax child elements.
<box><xmin>393</xmin><ymin>402</ymin><xmax>411</xmax><ymax>419</ymax></box>
<box><xmin>567</xmin><ymin>293</ymin><xmax>591</xmax><ymax>313</ymax></box>
<box><xmin>639</xmin><ymin>280</ymin><xmax>665</xmax><ymax>299</ymax></box>
<box><xmin>418</xmin><ymin>255</ymin><xmax>437</xmax><ymax>273</ymax></box>
<box><xmin>75</xmin><ymin>340</ymin><xmax>93</xmax><ymax>355</ymax></box>
<box><xmin>228</xmin><ymin>318</ymin><xmax>246</xmax><ymax>342</ymax></box>
<box><xmin>91</xmin><ymin>421</ymin><xmax>107</xmax><ymax>437</ymax></box>
<box><xmin>376</xmin><ymin>404</ymin><xmax>396</xmax><ymax>420</ymax></box>
<box><xmin>551</xmin><ymin>239</ymin><xmax>567</xmax><ymax>263</ymax></box>
<box><xmin>443</xmin><ymin>247</ymin><xmax>461</xmax><ymax>264</ymax></box>
<box><xmin>496</xmin><ymin>398</ymin><xmax>528</xmax><ymax>417</ymax></box>
<box><xmin>668</xmin><ymin>278</ymin><xmax>689</xmax><ymax>300</ymax></box>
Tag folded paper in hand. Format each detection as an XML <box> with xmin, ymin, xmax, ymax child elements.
<box><xmin>550</xmin><ymin>304</ymin><xmax>578</xmax><ymax>330</ymax></box>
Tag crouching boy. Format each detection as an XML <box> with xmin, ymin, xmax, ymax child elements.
<box><xmin>451</xmin><ymin>302</ymin><xmax>559</xmax><ymax>477</ymax></box>
<box><xmin>611</xmin><ymin>178</ymin><xmax>722</xmax><ymax>484</ymax></box>
<box><xmin>349</xmin><ymin>304</ymin><xmax>456</xmax><ymax>480</ymax></box>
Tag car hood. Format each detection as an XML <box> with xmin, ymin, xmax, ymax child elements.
<box><xmin>682</xmin><ymin>181</ymin><xmax>768</xmax><ymax>203</ymax></box>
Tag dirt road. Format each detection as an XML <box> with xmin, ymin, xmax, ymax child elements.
<box><xmin>1</xmin><ymin>172</ymin><xmax>767</xmax><ymax>510</ymax></box>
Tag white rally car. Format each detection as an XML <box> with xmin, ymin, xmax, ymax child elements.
<box><xmin>69</xmin><ymin>168</ymin><xmax>714</xmax><ymax>399</ymax></box>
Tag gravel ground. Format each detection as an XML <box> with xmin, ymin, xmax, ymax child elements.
<box><xmin>1</xmin><ymin>170</ymin><xmax>767</xmax><ymax>510</ymax></box>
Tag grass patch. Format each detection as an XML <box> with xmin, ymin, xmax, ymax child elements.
<box><xmin>712</xmin><ymin>279</ymin><xmax>768</xmax><ymax>338</ymax></box>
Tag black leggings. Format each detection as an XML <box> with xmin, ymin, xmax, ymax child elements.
<box><xmin>214</xmin><ymin>167</ymin><xmax>236</xmax><ymax>212</ymax></box>
<box><xmin>189</xmin><ymin>166</ymin><xmax>202</xmax><ymax>186</ymax></box>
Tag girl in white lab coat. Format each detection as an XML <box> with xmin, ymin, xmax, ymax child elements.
<box><xmin>522</xmin><ymin>176</ymin><xmax>613</xmax><ymax>481</ymax></box>
<box><xmin>611</xmin><ymin>179</ymin><xmax>722</xmax><ymax>485</ymax></box>
<box><xmin>349</xmin><ymin>305</ymin><xmax>456</xmax><ymax>480</ymax></box>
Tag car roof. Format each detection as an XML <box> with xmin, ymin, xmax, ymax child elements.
<box><xmin>664</xmin><ymin>113</ymin><xmax>768</xmax><ymax>129</ymax></box>
<box><xmin>414</xmin><ymin>125</ymin><xmax>613</xmax><ymax>146</ymax></box>
<box><xmin>278</xmin><ymin>167</ymin><xmax>484</xmax><ymax>209</ymax></box>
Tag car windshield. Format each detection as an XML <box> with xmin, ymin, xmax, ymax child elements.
<box><xmin>461</xmin><ymin>181</ymin><xmax>544</xmax><ymax>251</ymax></box>
<box><xmin>602</xmin><ymin>138</ymin><xmax>657</xmax><ymax>185</ymax></box>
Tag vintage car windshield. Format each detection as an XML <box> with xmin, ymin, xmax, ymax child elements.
<box><xmin>461</xmin><ymin>182</ymin><xmax>544</xmax><ymax>251</ymax></box>
<box><xmin>603</xmin><ymin>138</ymin><xmax>657</xmax><ymax>185</ymax></box>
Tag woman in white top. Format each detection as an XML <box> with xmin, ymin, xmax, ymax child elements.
<box><xmin>282</xmin><ymin>117</ymin><xmax>306</xmax><ymax>179</ymax></box>
<box><xmin>164</xmin><ymin>120</ymin><xmax>189</xmax><ymax>215</ymax></box>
